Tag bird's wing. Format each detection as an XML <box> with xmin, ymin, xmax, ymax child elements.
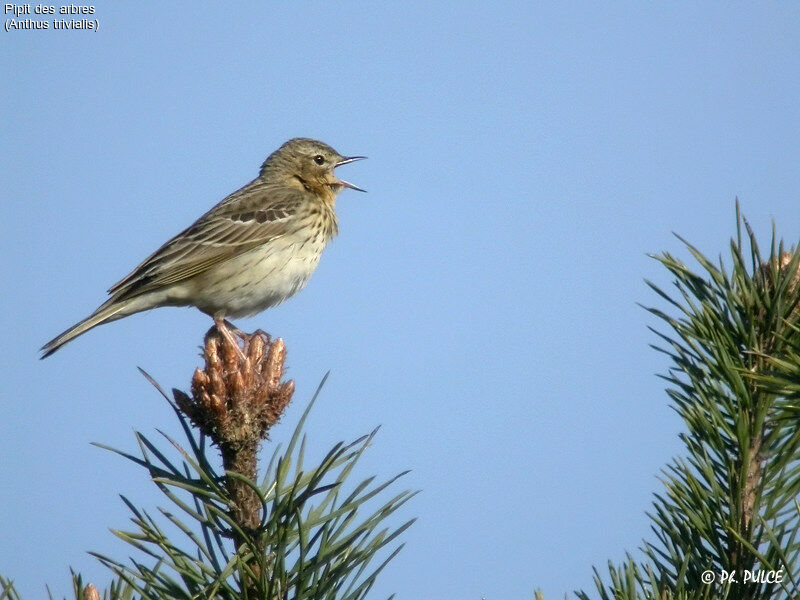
<box><xmin>108</xmin><ymin>179</ymin><xmax>304</xmax><ymax>298</ymax></box>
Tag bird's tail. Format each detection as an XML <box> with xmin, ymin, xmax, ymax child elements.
<box><xmin>40</xmin><ymin>299</ymin><xmax>129</xmax><ymax>359</ymax></box>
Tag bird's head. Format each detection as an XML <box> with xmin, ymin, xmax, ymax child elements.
<box><xmin>260</xmin><ymin>138</ymin><xmax>366</xmax><ymax>200</ymax></box>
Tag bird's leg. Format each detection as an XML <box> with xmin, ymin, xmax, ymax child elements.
<box><xmin>214</xmin><ymin>316</ymin><xmax>246</xmax><ymax>361</ymax></box>
<box><xmin>216</xmin><ymin>320</ymin><xmax>271</xmax><ymax>358</ymax></box>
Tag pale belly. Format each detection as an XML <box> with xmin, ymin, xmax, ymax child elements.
<box><xmin>181</xmin><ymin>237</ymin><xmax>327</xmax><ymax>318</ymax></box>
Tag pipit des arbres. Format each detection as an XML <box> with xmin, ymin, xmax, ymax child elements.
<box><xmin>41</xmin><ymin>138</ymin><xmax>365</xmax><ymax>358</ymax></box>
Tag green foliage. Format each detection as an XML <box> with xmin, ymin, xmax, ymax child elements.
<box><xmin>576</xmin><ymin>207</ymin><xmax>800</xmax><ymax>599</ymax></box>
<box><xmin>0</xmin><ymin>575</ymin><xmax>21</xmax><ymax>600</ymax></box>
<box><xmin>1</xmin><ymin>376</ymin><xmax>414</xmax><ymax>600</ymax></box>
<box><xmin>1</xmin><ymin>571</ymin><xmax>134</xmax><ymax>600</ymax></box>
<box><xmin>63</xmin><ymin>571</ymin><xmax>134</xmax><ymax>600</ymax></box>
<box><xmin>90</xmin><ymin>374</ymin><xmax>416</xmax><ymax>600</ymax></box>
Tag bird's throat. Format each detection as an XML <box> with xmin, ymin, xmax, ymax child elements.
<box><xmin>292</xmin><ymin>175</ymin><xmax>337</xmax><ymax>207</ymax></box>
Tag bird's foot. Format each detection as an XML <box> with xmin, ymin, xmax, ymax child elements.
<box><xmin>220</xmin><ymin>319</ymin><xmax>269</xmax><ymax>343</ymax></box>
<box><xmin>212</xmin><ymin>317</ymin><xmax>247</xmax><ymax>362</ymax></box>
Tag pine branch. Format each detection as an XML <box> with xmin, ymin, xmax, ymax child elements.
<box><xmin>87</xmin><ymin>327</ymin><xmax>415</xmax><ymax>600</ymax></box>
<box><xmin>580</xmin><ymin>206</ymin><xmax>800</xmax><ymax>599</ymax></box>
<box><xmin>172</xmin><ymin>327</ymin><xmax>294</xmax><ymax>593</ymax></box>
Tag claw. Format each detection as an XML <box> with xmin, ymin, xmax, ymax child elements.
<box><xmin>214</xmin><ymin>317</ymin><xmax>247</xmax><ymax>362</ymax></box>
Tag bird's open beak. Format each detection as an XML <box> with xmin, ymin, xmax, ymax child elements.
<box><xmin>337</xmin><ymin>156</ymin><xmax>366</xmax><ymax>166</ymax></box>
<box><xmin>334</xmin><ymin>156</ymin><xmax>367</xmax><ymax>192</ymax></box>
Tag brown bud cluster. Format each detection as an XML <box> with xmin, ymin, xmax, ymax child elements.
<box><xmin>83</xmin><ymin>584</ymin><xmax>100</xmax><ymax>600</ymax></box>
<box><xmin>173</xmin><ymin>328</ymin><xmax>294</xmax><ymax>449</ymax></box>
<box><xmin>775</xmin><ymin>251</ymin><xmax>800</xmax><ymax>289</ymax></box>
<box><xmin>761</xmin><ymin>251</ymin><xmax>800</xmax><ymax>307</ymax></box>
<box><xmin>754</xmin><ymin>250</ymin><xmax>800</xmax><ymax>342</ymax></box>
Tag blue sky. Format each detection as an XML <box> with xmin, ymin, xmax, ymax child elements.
<box><xmin>2</xmin><ymin>3</ymin><xmax>800</xmax><ymax>599</ymax></box>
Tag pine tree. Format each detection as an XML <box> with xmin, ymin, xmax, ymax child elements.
<box><xmin>571</xmin><ymin>206</ymin><xmax>800</xmax><ymax>599</ymax></box>
<box><xmin>2</xmin><ymin>329</ymin><xmax>415</xmax><ymax>600</ymax></box>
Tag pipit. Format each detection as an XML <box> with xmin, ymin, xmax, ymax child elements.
<box><xmin>41</xmin><ymin>138</ymin><xmax>365</xmax><ymax>358</ymax></box>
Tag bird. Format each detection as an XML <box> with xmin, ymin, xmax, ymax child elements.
<box><xmin>41</xmin><ymin>138</ymin><xmax>365</xmax><ymax>358</ymax></box>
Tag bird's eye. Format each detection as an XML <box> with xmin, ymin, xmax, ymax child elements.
<box><xmin>313</xmin><ymin>155</ymin><xmax>325</xmax><ymax>165</ymax></box>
